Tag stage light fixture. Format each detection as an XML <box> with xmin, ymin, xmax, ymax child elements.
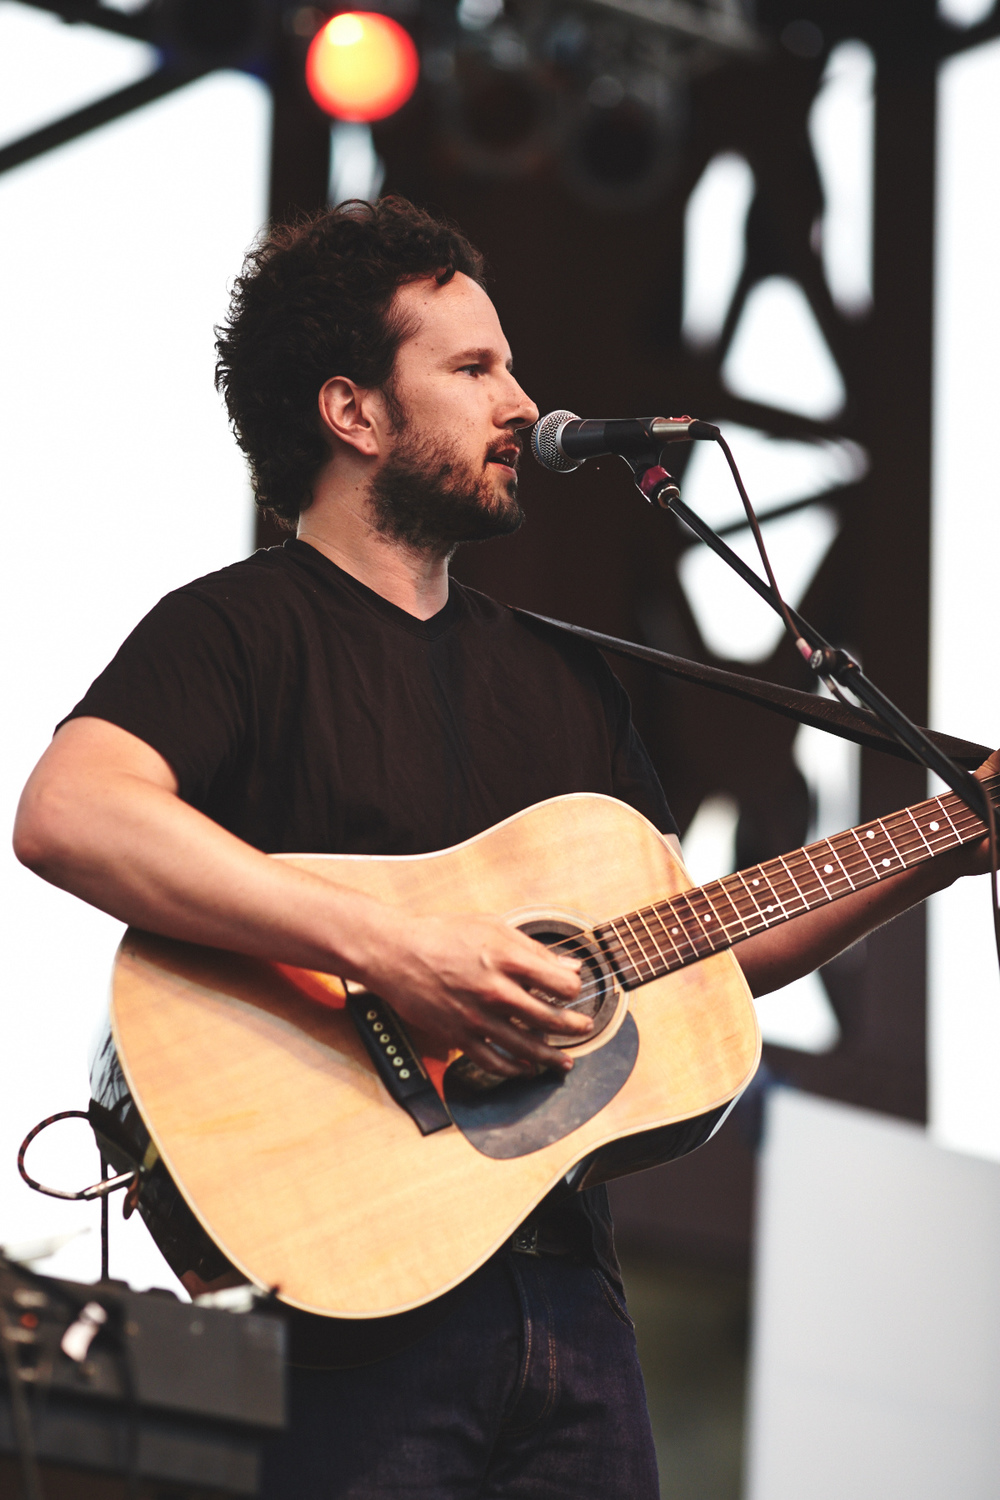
<box><xmin>561</xmin><ymin>66</ymin><xmax>686</xmax><ymax>210</ymax></box>
<box><xmin>305</xmin><ymin>12</ymin><xmax>420</xmax><ymax>123</ymax></box>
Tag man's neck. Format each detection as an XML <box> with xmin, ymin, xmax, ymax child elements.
<box><xmin>296</xmin><ymin>522</ymin><xmax>451</xmax><ymax>622</ymax></box>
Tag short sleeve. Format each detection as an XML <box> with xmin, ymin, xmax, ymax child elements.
<box><xmin>58</xmin><ymin>589</ymin><xmax>250</xmax><ymax>809</ymax></box>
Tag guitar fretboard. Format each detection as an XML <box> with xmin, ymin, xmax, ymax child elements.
<box><xmin>594</xmin><ymin>776</ymin><xmax>996</xmax><ymax>989</ymax></box>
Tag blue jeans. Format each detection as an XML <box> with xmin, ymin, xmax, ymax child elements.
<box><xmin>259</xmin><ymin>1250</ymin><xmax>659</xmax><ymax>1498</ymax></box>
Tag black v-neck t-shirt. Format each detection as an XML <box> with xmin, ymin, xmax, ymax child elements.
<box><xmin>65</xmin><ymin>539</ymin><xmax>677</xmax><ymax>1362</ymax></box>
<box><xmin>66</xmin><ymin>539</ymin><xmax>676</xmax><ymax>855</ymax></box>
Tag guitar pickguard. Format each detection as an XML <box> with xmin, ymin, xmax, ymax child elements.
<box><xmin>443</xmin><ymin>1014</ymin><xmax>639</xmax><ymax>1159</ymax></box>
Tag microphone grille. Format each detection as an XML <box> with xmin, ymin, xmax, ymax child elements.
<box><xmin>530</xmin><ymin>410</ymin><xmax>581</xmax><ymax>473</ymax></box>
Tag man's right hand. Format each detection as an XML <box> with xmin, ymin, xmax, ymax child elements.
<box><xmin>358</xmin><ymin>912</ymin><xmax>590</xmax><ymax>1077</ymax></box>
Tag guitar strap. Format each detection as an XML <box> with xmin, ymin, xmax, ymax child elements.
<box><xmin>516</xmin><ymin>610</ymin><xmax>991</xmax><ymax>769</ymax></box>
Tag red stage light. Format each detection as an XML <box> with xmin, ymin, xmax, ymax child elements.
<box><xmin>306</xmin><ymin>12</ymin><xmax>420</xmax><ymax>123</ymax></box>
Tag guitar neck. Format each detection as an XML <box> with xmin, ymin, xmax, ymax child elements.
<box><xmin>596</xmin><ymin>774</ymin><xmax>998</xmax><ymax>989</ymax></box>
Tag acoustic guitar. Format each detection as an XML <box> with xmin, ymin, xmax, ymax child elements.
<box><xmin>110</xmin><ymin>779</ymin><xmax>993</xmax><ymax>1319</ymax></box>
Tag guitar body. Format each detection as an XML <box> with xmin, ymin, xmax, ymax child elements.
<box><xmin>111</xmin><ymin>793</ymin><xmax>760</xmax><ymax>1318</ymax></box>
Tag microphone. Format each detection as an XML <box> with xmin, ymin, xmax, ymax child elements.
<box><xmin>530</xmin><ymin>411</ymin><xmax>720</xmax><ymax>473</ymax></box>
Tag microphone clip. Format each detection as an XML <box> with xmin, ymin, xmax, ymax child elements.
<box><xmin>632</xmin><ymin>462</ymin><xmax>681</xmax><ymax>508</ymax></box>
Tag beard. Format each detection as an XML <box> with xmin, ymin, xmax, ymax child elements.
<box><xmin>368</xmin><ymin>423</ymin><xmax>525</xmax><ymax>554</ymax></box>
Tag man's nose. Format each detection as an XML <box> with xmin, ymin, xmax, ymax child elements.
<box><xmin>504</xmin><ymin>377</ymin><xmax>539</xmax><ymax>429</ymax></box>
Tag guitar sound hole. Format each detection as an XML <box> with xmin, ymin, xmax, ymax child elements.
<box><xmin>518</xmin><ymin>918</ymin><xmax>620</xmax><ymax>1047</ymax></box>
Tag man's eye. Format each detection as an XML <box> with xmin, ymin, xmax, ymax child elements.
<box><xmin>459</xmin><ymin>364</ymin><xmax>483</xmax><ymax>376</ymax></box>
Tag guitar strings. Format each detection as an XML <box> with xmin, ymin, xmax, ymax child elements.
<box><xmin>537</xmin><ymin>775</ymin><xmax>1000</xmax><ymax>1014</ymax></box>
<box><xmin>548</xmin><ymin>809</ymin><xmax>986</xmax><ymax>1011</ymax></box>
<box><xmin>551</xmin><ymin>805</ymin><xmax>992</xmax><ymax>1010</ymax></box>
<box><xmin>566</xmin><ymin>794</ymin><xmax>988</xmax><ymax>978</ymax></box>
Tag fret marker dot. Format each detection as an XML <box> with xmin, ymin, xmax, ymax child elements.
<box><xmin>752</xmin><ymin>879</ymin><xmax>760</xmax><ymax>886</ymax></box>
<box><xmin>881</xmin><ymin>858</ymin><xmax>891</xmax><ymax>867</ymax></box>
<box><xmin>671</xmin><ymin>927</ymin><xmax>679</xmax><ymax>935</ymax></box>
<box><xmin>866</xmin><ymin>830</ymin><xmax>875</xmax><ymax>839</ymax></box>
<box><xmin>823</xmin><ymin>864</ymin><xmax>834</xmax><ymax>874</ymax></box>
<box><xmin>765</xmin><ymin>905</ymin><xmax>775</xmax><ymax>913</ymax></box>
<box><xmin>929</xmin><ymin>821</ymin><xmax>939</xmax><ymax>832</ymax></box>
<box><xmin>704</xmin><ymin>915</ymin><xmax>712</xmax><ymax>923</ymax></box>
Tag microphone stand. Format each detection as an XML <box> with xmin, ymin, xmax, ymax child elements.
<box><xmin>626</xmin><ymin>452</ymin><xmax>992</xmax><ymax>830</ymax></box>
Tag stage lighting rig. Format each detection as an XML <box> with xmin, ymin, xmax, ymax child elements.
<box><xmin>562</xmin><ymin>71</ymin><xmax>685</xmax><ymax>208</ymax></box>
<box><xmin>4</xmin><ymin>0</ymin><xmax>761</xmax><ymax>204</ymax></box>
<box><xmin>432</xmin><ymin>17</ymin><xmax>555</xmax><ymax>178</ymax></box>
<box><xmin>422</xmin><ymin>0</ymin><xmax>759</xmax><ymax>204</ymax></box>
<box><xmin>579</xmin><ymin>0</ymin><xmax>761</xmax><ymax>55</ymax></box>
<box><xmin>551</xmin><ymin>16</ymin><xmax>688</xmax><ymax>208</ymax></box>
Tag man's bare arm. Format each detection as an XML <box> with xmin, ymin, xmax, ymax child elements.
<box><xmin>732</xmin><ymin>850</ymin><xmax>968</xmax><ymax>995</ymax></box>
<box><xmin>665</xmin><ymin>752</ymin><xmax>994</xmax><ymax>999</ymax></box>
<box><xmin>13</xmin><ymin>718</ymin><xmax>588</xmax><ymax>1076</ymax></box>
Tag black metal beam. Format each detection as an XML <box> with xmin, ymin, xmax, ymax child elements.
<box><xmin>841</xmin><ymin>9</ymin><xmax>939</xmax><ymax>1124</ymax></box>
<box><xmin>936</xmin><ymin>9</ymin><xmax>1000</xmax><ymax>58</ymax></box>
<box><xmin>11</xmin><ymin>0</ymin><xmax>151</xmax><ymax>42</ymax></box>
<box><xmin>255</xmin><ymin>20</ymin><xmax>332</xmax><ymax>548</ymax></box>
<box><xmin>0</xmin><ymin>64</ymin><xmax>209</xmax><ymax>179</ymax></box>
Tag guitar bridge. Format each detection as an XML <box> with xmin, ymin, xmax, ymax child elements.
<box><xmin>346</xmin><ymin>993</ymin><xmax>453</xmax><ymax>1136</ymax></box>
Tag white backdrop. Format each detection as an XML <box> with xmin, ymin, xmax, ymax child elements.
<box><xmin>0</xmin><ymin>11</ymin><xmax>268</xmax><ymax>1289</ymax></box>
<box><xmin>930</xmin><ymin>35</ymin><xmax>1000</xmax><ymax>1163</ymax></box>
<box><xmin>747</xmin><ymin>1089</ymin><xmax>1000</xmax><ymax>1500</ymax></box>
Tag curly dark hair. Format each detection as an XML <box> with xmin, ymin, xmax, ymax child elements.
<box><xmin>215</xmin><ymin>197</ymin><xmax>487</xmax><ymax>525</ymax></box>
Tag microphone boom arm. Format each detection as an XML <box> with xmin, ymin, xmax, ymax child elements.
<box><xmin>644</xmin><ymin>462</ymin><xmax>992</xmax><ymax>828</ymax></box>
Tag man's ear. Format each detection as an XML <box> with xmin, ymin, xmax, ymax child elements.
<box><xmin>318</xmin><ymin>377</ymin><xmax>386</xmax><ymax>458</ymax></box>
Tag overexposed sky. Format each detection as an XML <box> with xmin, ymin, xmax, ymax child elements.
<box><xmin>682</xmin><ymin>152</ymin><xmax>755</xmax><ymax>347</ymax></box>
<box><xmin>930</xmin><ymin>34</ymin><xmax>1000</xmax><ymax>1163</ymax></box>
<box><xmin>809</xmin><ymin>41</ymin><xmax>875</xmax><ymax>317</ymax></box>
<box><xmin>0</xmin><ymin>4</ymin><xmax>268</xmax><ymax>1287</ymax></box>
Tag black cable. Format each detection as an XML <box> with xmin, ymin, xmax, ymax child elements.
<box><xmin>17</xmin><ymin>1112</ymin><xmax>137</xmax><ymax>1202</ymax></box>
<box><xmin>714</xmin><ymin>434</ymin><xmax>813</xmax><ymax>661</ymax></box>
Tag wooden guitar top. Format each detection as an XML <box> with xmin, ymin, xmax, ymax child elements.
<box><xmin>111</xmin><ymin>793</ymin><xmax>760</xmax><ymax>1318</ymax></box>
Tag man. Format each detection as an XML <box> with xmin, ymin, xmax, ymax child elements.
<box><xmin>13</xmin><ymin>197</ymin><xmax>990</xmax><ymax>1498</ymax></box>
